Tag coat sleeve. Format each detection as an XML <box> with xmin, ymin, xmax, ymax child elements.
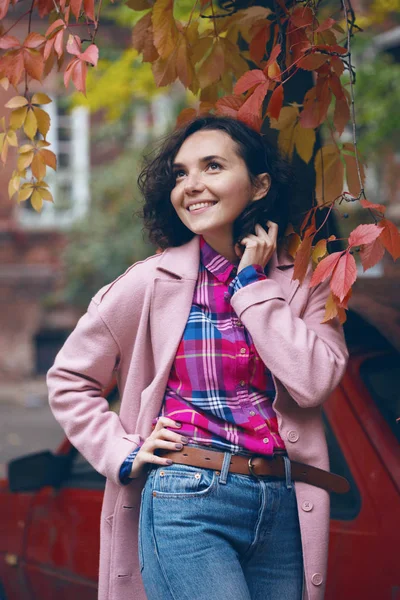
<box><xmin>230</xmin><ymin>275</ymin><xmax>349</xmax><ymax>409</ymax></box>
<box><xmin>46</xmin><ymin>299</ymin><xmax>141</xmax><ymax>486</ymax></box>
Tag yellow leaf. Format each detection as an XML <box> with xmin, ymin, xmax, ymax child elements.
<box><xmin>8</xmin><ymin>175</ymin><xmax>20</xmax><ymax>199</ymax></box>
<box><xmin>1</xmin><ymin>139</ymin><xmax>9</xmax><ymax>163</ymax></box>
<box><xmin>19</xmin><ymin>144</ymin><xmax>34</xmax><ymax>154</ymax></box>
<box><xmin>269</xmin><ymin>105</ymin><xmax>298</xmax><ymax>131</ymax></box>
<box><xmin>30</xmin><ymin>190</ymin><xmax>43</xmax><ymax>212</ymax></box>
<box><xmin>5</xmin><ymin>96</ymin><xmax>28</xmax><ymax>109</ymax></box>
<box><xmin>190</xmin><ymin>37</ymin><xmax>213</xmax><ymax>66</ymax></box>
<box><xmin>6</xmin><ymin>130</ymin><xmax>18</xmax><ymax>146</ymax></box>
<box><xmin>24</xmin><ymin>109</ymin><xmax>38</xmax><ymax>140</ymax></box>
<box><xmin>312</xmin><ymin>239</ymin><xmax>327</xmax><ymax>264</ymax></box>
<box><xmin>322</xmin><ymin>292</ymin><xmax>338</xmax><ymax>323</ymax></box>
<box><xmin>293</xmin><ymin>124</ymin><xmax>315</xmax><ymax>164</ymax></box>
<box><xmin>31</xmin><ymin>93</ymin><xmax>52</xmax><ymax>105</ymax></box>
<box><xmin>287</xmin><ymin>232</ymin><xmax>301</xmax><ymax>258</ymax></box>
<box><xmin>17</xmin><ymin>150</ymin><xmax>34</xmax><ymax>171</ymax></box>
<box><xmin>36</xmin><ymin>139</ymin><xmax>51</xmax><ymax>149</ymax></box>
<box><xmin>18</xmin><ymin>186</ymin><xmax>34</xmax><ymax>203</ymax></box>
<box><xmin>277</xmin><ymin>127</ymin><xmax>296</xmax><ymax>161</ymax></box>
<box><xmin>197</xmin><ymin>38</ymin><xmax>225</xmax><ymax>88</ymax></box>
<box><xmin>39</xmin><ymin>187</ymin><xmax>53</xmax><ymax>202</ymax></box>
<box><xmin>0</xmin><ymin>77</ymin><xmax>9</xmax><ymax>90</ymax></box>
<box><xmin>10</xmin><ymin>106</ymin><xmax>28</xmax><ymax>130</ymax></box>
<box><xmin>33</xmin><ymin>107</ymin><xmax>51</xmax><ymax>137</ymax></box>
<box><xmin>152</xmin><ymin>0</ymin><xmax>179</xmax><ymax>59</ymax></box>
<box><xmin>314</xmin><ymin>145</ymin><xmax>343</xmax><ymax>206</ymax></box>
<box><xmin>31</xmin><ymin>154</ymin><xmax>46</xmax><ymax>180</ymax></box>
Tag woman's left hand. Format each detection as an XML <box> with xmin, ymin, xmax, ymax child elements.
<box><xmin>235</xmin><ymin>220</ymin><xmax>278</xmax><ymax>274</ymax></box>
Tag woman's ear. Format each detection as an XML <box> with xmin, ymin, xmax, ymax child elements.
<box><xmin>252</xmin><ymin>173</ymin><xmax>271</xmax><ymax>202</ymax></box>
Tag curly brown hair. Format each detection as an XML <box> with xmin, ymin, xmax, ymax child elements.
<box><xmin>138</xmin><ymin>115</ymin><xmax>294</xmax><ymax>250</ymax></box>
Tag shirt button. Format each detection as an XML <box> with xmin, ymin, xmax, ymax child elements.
<box><xmin>262</xmin><ymin>437</ymin><xmax>269</xmax><ymax>444</ymax></box>
<box><xmin>302</xmin><ymin>501</ymin><xmax>313</xmax><ymax>512</ymax></box>
<box><xmin>287</xmin><ymin>430</ymin><xmax>299</xmax><ymax>443</ymax></box>
<box><xmin>311</xmin><ymin>573</ymin><xmax>323</xmax><ymax>586</ymax></box>
<box><xmin>237</xmin><ymin>320</ymin><xmax>242</xmax><ymax>327</ymax></box>
<box><xmin>249</xmin><ymin>410</ymin><xmax>256</xmax><ymax>416</ymax></box>
<box><xmin>240</xmin><ymin>348</ymin><xmax>246</xmax><ymax>354</ymax></box>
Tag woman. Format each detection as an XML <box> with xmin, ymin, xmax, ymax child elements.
<box><xmin>47</xmin><ymin>115</ymin><xmax>349</xmax><ymax>600</ymax></box>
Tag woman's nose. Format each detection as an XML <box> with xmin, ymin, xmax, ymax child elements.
<box><xmin>184</xmin><ymin>172</ymin><xmax>206</xmax><ymax>193</ymax></box>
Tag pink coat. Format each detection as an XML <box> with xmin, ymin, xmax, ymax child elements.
<box><xmin>47</xmin><ymin>235</ymin><xmax>349</xmax><ymax>600</ymax></box>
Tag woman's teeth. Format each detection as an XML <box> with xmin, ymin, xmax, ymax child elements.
<box><xmin>188</xmin><ymin>202</ymin><xmax>216</xmax><ymax>212</ymax></box>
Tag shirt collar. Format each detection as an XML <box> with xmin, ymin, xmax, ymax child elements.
<box><xmin>199</xmin><ymin>235</ymin><xmax>237</xmax><ymax>283</ymax></box>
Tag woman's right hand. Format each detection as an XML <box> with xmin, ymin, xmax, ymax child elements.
<box><xmin>129</xmin><ymin>417</ymin><xmax>188</xmax><ymax>479</ymax></box>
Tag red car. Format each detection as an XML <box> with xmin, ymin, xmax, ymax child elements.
<box><xmin>1</xmin><ymin>310</ymin><xmax>399</xmax><ymax>600</ymax></box>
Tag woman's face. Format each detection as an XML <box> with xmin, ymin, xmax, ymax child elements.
<box><xmin>170</xmin><ymin>129</ymin><xmax>269</xmax><ymax>251</ymax></box>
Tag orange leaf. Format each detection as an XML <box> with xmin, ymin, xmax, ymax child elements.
<box><xmin>267</xmin><ymin>84</ymin><xmax>283</xmax><ymax>120</ymax></box>
<box><xmin>290</xmin><ymin>6</ymin><xmax>313</xmax><ymax>28</ymax></box>
<box><xmin>152</xmin><ymin>0</ymin><xmax>178</xmax><ymax>59</ymax></box>
<box><xmin>39</xmin><ymin>149</ymin><xmax>57</xmax><ymax>169</ymax></box>
<box><xmin>299</xmin><ymin>53</ymin><xmax>327</xmax><ymax>71</ymax></box>
<box><xmin>83</xmin><ymin>0</ymin><xmax>95</xmax><ymax>20</ymax></box>
<box><xmin>343</xmin><ymin>147</ymin><xmax>365</xmax><ymax>198</ymax></box>
<box><xmin>359</xmin><ymin>237</ymin><xmax>385</xmax><ymax>272</ymax></box>
<box><xmin>314</xmin><ymin>145</ymin><xmax>343</xmax><ymax>205</ymax></box>
<box><xmin>249</xmin><ymin>23</ymin><xmax>270</xmax><ymax>64</ymax></box>
<box><xmin>378</xmin><ymin>218</ymin><xmax>400</xmax><ymax>260</ymax></box>
<box><xmin>293</xmin><ymin>232</ymin><xmax>314</xmax><ymax>284</ymax></box>
<box><xmin>0</xmin><ymin>35</ymin><xmax>20</xmax><ymax>50</ymax></box>
<box><xmin>24</xmin><ymin>49</ymin><xmax>44</xmax><ymax>81</ymax></box>
<box><xmin>330</xmin><ymin>251</ymin><xmax>357</xmax><ymax>302</ymax></box>
<box><xmin>333</xmin><ymin>96</ymin><xmax>350</xmax><ymax>136</ymax></box>
<box><xmin>310</xmin><ymin>250</ymin><xmax>344</xmax><ymax>287</ymax></box>
<box><xmin>215</xmin><ymin>95</ymin><xmax>243</xmax><ymax>119</ymax></box>
<box><xmin>197</xmin><ymin>39</ymin><xmax>225</xmax><ymax>88</ymax></box>
<box><xmin>31</xmin><ymin>153</ymin><xmax>46</xmax><ymax>180</ymax></box>
<box><xmin>348</xmin><ymin>223</ymin><xmax>382</xmax><ymax>248</ymax></box>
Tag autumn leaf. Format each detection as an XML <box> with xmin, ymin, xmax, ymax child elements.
<box><xmin>249</xmin><ymin>22</ymin><xmax>271</xmax><ymax>64</ymax></box>
<box><xmin>234</xmin><ymin>69</ymin><xmax>267</xmax><ymax>95</ymax></box>
<box><xmin>132</xmin><ymin>12</ymin><xmax>159</xmax><ymax>63</ymax></box>
<box><xmin>44</xmin><ymin>19</ymin><xmax>66</xmax><ymax>60</ymax></box>
<box><xmin>348</xmin><ymin>223</ymin><xmax>382</xmax><ymax>248</ymax></box>
<box><xmin>378</xmin><ymin>218</ymin><xmax>400</xmax><ymax>260</ymax></box>
<box><xmin>215</xmin><ymin>95</ymin><xmax>244</xmax><ymax>119</ymax></box>
<box><xmin>152</xmin><ymin>0</ymin><xmax>178</xmax><ymax>60</ymax></box>
<box><xmin>64</xmin><ymin>37</ymin><xmax>99</xmax><ymax>94</ymax></box>
<box><xmin>0</xmin><ymin>117</ymin><xmax>18</xmax><ymax>163</ymax></box>
<box><xmin>315</xmin><ymin>145</ymin><xmax>343</xmax><ymax>205</ymax></box>
<box><xmin>293</xmin><ymin>229</ymin><xmax>315</xmax><ymax>284</ymax></box>
<box><xmin>0</xmin><ymin>33</ymin><xmax>45</xmax><ymax>86</ymax></box>
<box><xmin>310</xmin><ymin>250</ymin><xmax>344</xmax><ymax>287</ymax></box>
<box><xmin>312</xmin><ymin>239</ymin><xmax>328</xmax><ymax>265</ymax></box>
<box><xmin>359</xmin><ymin>237</ymin><xmax>386</xmax><ymax>272</ymax></box>
<box><xmin>322</xmin><ymin>292</ymin><xmax>346</xmax><ymax>325</ymax></box>
<box><xmin>293</xmin><ymin>124</ymin><xmax>315</xmax><ymax>164</ymax></box>
<box><xmin>343</xmin><ymin>143</ymin><xmax>366</xmax><ymax>198</ymax></box>
<box><xmin>197</xmin><ymin>38</ymin><xmax>225</xmax><ymax>88</ymax></box>
<box><xmin>330</xmin><ymin>251</ymin><xmax>357</xmax><ymax>302</ymax></box>
<box><xmin>267</xmin><ymin>84</ymin><xmax>283</xmax><ymax>120</ymax></box>
<box><xmin>360</xmin><ymin>198</ymin><xmax>386</xmax><ymax>214</ymax></box>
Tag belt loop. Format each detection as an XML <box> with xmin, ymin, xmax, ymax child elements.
<box><xmin>219</xmin><ymin>452</ymin><xmax>232</xmax><ymax>485</ymax></box>
<box><xmin>283</xmin><ymin>455</ymin><xmax>293</xmax><ymax>490</ymax></box>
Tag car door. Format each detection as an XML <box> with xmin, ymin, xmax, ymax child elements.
<box><xmin>325</xmin><ymin>351</ymin><xmax>400</xmax><ymax>600</ymax></box>
<box><xmin>21</xmin><ymin>447</ymin><xmax>105</xmax><ymax>600</ymax></box>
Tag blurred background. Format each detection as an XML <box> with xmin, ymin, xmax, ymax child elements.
<box><xmin>0</xmin><ymin>0</ymin><xmax>399</xmax><ymax>597</ymax></box>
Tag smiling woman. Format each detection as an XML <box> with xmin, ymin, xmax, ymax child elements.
<box><xmin>138</xmin><ymin>115</ymin><xmax>293</xmax><ymax>254</ymax></box>
<box><xmin>47</xmin><ymin>114</ymin><xmax>349</xmax><ymax>600</ymax></box>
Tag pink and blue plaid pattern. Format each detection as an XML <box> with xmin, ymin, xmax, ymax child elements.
<box><xmin>120</xmin><ymin>236</ymin><xmax>285</xmax><ymax>483</ymax></box>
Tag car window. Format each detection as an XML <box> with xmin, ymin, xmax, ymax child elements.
<box><xmin>323</xmin><ymin>413</ymin><xmax>361</xmax><ymax>521</ymax></box>
<box><xmin>359</xmin><ymin>353</ymin><xmax>400</xmax><ymax>443</ymax></box>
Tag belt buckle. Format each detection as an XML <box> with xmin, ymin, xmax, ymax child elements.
<box><xmin>248</xmin><ymin>456</ymin><xmax>259</xmax><ymax>478</ymax></box>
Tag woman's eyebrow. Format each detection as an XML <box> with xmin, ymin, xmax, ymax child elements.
<box><xmin>172</xmin><ymin>155</ymin><xmax>228</xmax><ymax>169</ymax></box>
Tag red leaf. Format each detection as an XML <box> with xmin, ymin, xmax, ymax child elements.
<box><xmin>66</xmin><ymin>35</ymin><xmax>81</xmax><ymax>56</ymax></box>
<box><xmin>249</xmin><ymin>23</ymin><xmax>270</xmax><ymax>64</ymax></box>
<box><xmin>24</xmin><ymin>33</ymin><xmax>46</xmax><ymax>49</ymax></box>
<box><xmin>359</xmin><ymin>237</ymin><xmax>385</xmax><ymax>272</ymax></box>
<box><xmin>293</xmin><ymin>232</ymin><xmax>314</xmax><ymax>284</ymax></box>
<box><xmin>238</xmin><ymin>81</ymin><xmax>269</xmax><ymax>122</ymax></box>
<box><xmin>83</xmin><ymin>0</ymin><xmax>95</xmax><ymax>20</ymax></box>
<box><xmin>70</xmin><ymin>0</ymin><xmax>83</xmax><ymax>20</ymax></box>
<box><xmin>290</xmin><ymin>6</ymin><xmax>313</xmax><ymax>28</ymax></box>
<box><xmin>360</xmin><ymin>198</ymin><xmax>386</xmax><ymax>214</ymax></box>
<box><xmin>234</xmin><ymin>69</ymin><xmax>267</xmax><ymax>95</ymax></box>
<box><xmin>333</xmin><ymin>96</ymin><xmax>350</xmax><ymax>136</ymax></box>
<box><xmin>378</xmin><ymin>218</ymin><xmax>400</xmax><ymax>260</ymax></box>
<box><xmin>310</xmin><ymin>251</ymin><xmax>344</xmax><ymax>287</ymax></box>
<box><xmin>299</xmin><ymin>53</ymin><xmax>327</xmax><ymax>71</ymax></box>
<box><xmin>348</xmin><ymin>223</ymin><xmax>382</xmax><ymax>248</ymax></box>
<box><xmin>330</xmin><ymin>251</ymin><xmax>357</xmax><ymax>302</ymax></box>
<box><xmin>24</xmin><ymin>49</ymin><xmax>44</xmax><ymax>81</ymax></box>
<box><xmin>316</xmin><ymin>18</ymin><xmax>336</xmax><ymax>32</ymax></box>
<box><xmin>71</xmin><ymin>60</ymin><xmax>87</xmax><ymax>94</ymax></box>
<box><xmin>267</xmin><ymin>84</ymin><xmax>283</xmax><ymax>120</ymax></box>
<box><xmin>0</xmin><ymin>35</ymin><xmax>19</xmax><ymax>49</ymax></box>
<box><xmin>0</xmin><ymin>0</ymin><xmax>11</xmax><ymax>20</ymax></box>
<box><xmin>80</xmin><ymin>44</ymin><xmax>98</xmax><ymax>66</ymax></box>
<box><xmin>265</xmin><ymin>43</ymin><xmax>281</xmax><ymax>67</ymax></box>
<box><xmin>215</xmin><ymin>95</ymin><xmax>243</xmax><ymax>118</ymax></box>
<box><xmin>45</xmin><ymin>19</ymin><xmax>65</xmax><ymax>38</ymax></box>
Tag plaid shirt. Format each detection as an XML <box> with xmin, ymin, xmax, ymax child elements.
<box><xmin>120</xmin><ymin>236</ymin><xmax>285</xmax><ymax>483</ymax></box>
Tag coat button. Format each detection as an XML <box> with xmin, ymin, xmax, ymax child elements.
<box><xmin>311</xmin><ymin>573</ymin><xmax>323</xmax><ymax>586</ymax></box>
<box><xmin>287</xmin><ymin>430</ymin><xmax>299</xmax><ymax>443</ymax></box>
<box><xmin>302</xmin><ymin>501</ymin><xmax>313</xmax><ymax>512</ymax></box>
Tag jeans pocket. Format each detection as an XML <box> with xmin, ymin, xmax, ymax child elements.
<box><xmin>152</xmin><ymin>464</ymin><xmax>216</xmax><ymax>498</ymax></box>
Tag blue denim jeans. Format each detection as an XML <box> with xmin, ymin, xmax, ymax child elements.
<box><xmin>138</xmin><ymin>449</ymin><xmax>303</xmax><ymax>600</ymax></box>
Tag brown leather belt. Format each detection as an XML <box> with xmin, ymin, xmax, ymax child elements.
<box><xmin>159</xmin><ymin>446</ymin><xmax>350</xmax><ymax>495</ymax></box>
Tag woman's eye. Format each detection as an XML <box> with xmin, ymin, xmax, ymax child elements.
<box><xmin>173</xmin><ymin>170</ymin><xmax>185</xmax><ymax>179</ymax></box>
<box><xmin>208</xmin><ymin>162</ymin><xmax>221</xmax><ymax>171</ymax></box>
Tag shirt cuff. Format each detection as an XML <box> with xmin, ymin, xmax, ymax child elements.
<box><xmin>119</xmin><ymin>445</ymin><xmax>142</xmax><ymax>485</ymax></box>
<box><xmin>227</xmin><ymin>264</ymin><xmax>267</xmax><ymax>299</ymax></box>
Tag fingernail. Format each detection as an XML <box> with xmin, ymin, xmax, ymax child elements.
<box><xmin>175</xmin><ymin>422</ymin><xmax>181</xmax><ymax>427</ymax></box>
<box><xmin>175</xmin><ymin>443</ymin><xmax>183</xmax><ymax>449</ymax></box>
<box><xmin>166</xmin><ymin>459</ymin><xmax>173</xmax><ymax>465</ymax></box>
<box><xmin>181</xmin><ymin>436</ymin><xmax>189</xmax><ymax>443</ymax></box>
